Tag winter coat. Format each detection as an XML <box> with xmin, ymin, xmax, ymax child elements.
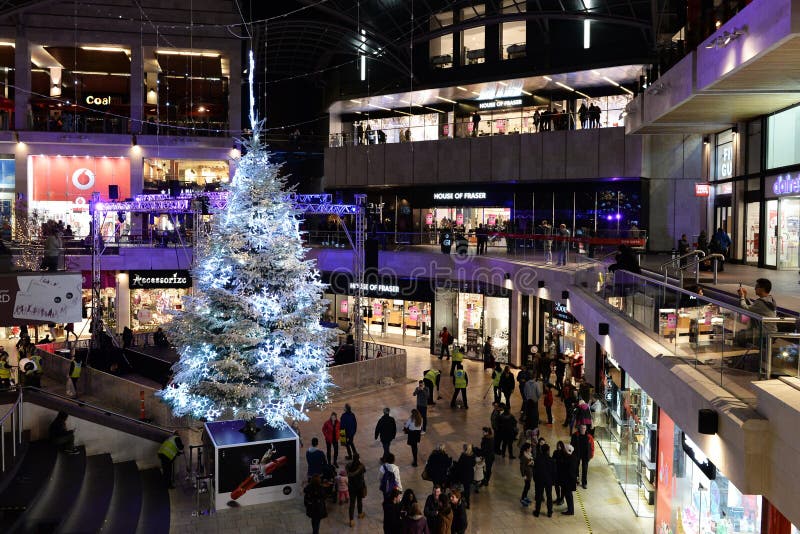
<box><xmin>402</xmin><ymin>515</ymin><xmax>430</xmax><ymax>534</ymax></box>
<box><xmin>574</xmin><ymin>401</ymin><xmax>593</xmax><ymax>427</ymax></box>
<box><xmin>383</xmin><ymin>499</ymin><xmax>402</xmax><ymax>534</ymax></box>
<box><xmin>571</xmin><ymin>432</ymin><xmax>592</xmax><ymax>461</ymax></box>
<box><xmin>375</xmin><ymin>414</ymin><xmax>397</xmax><ymax>443</ymax></box>
<box><xmin>437</xmin><ymin>508</ymin><xmax>453</xmax><ymax>534</ymax></box>
<box><xmin>479</xmin><ymin>436</ymin><xmax>495</xmax><ymax>462</ymax></box>
<box><xmin>341</xmin><ymin>411</ymin><xmax>357</xmax><ymax>438</ymax></box>
<box><xmin>497</xmin><ymin>412</ymin><xmax>518</xmax><ymax>435</ymax></box>
<box><xmin>523</xmin><ymin>398</ymin><xmax>539</xmax><ymax>430</ymax></box>
<box><xmin>423</xmin><ymin>494</ymin><xmax>441</xmax><ymax>532</ymax></box>
<box><xmin>519</xmin><ymin>450</ymin><xmax>533</xmax><ymax>480</ymax></box>
<box><xmin>322</xmin><ymin>419</ymin><xmax>340</xmax><ymax>444</ymax></box>
<box><xmin>304</xmin><ymin>483</ymin><xmax>328</xmax><ymax>520</ymax></box>
<box><xmin>500</xmin><ymin>371</ymin><xmax>516</xmax><ymax>393</ymax></box>
<box><xmin>451</xmin><ymin>501</ymin><xmax>468</xmax><ymax>533</ymax></box>
<box><xmin>346</xmin><ymin>460</ymin><xmax>367</xmax><ymax>498</ymax></box>
<box><xmin>424</xmin><ymin>450</ymin><xmax>452</xmax><ymax>486</ymax></box>
<box><xmin>533</xmin><ymin>453</ymin><xmax>556</xmax><ymax>486</ymax></box>
<box><xmin>554</xmin><ymin>450</ymin><xmax>578</xmax><ymax>491</ymax></box>
<box><xmin>452</xmin><ymin>453</ymin><xmax>475</xmax><ymax>487</ymax></box>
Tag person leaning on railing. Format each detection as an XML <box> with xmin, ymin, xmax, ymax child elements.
<box><xmin>737</xmin><ymin>278</ymin><xmax>778</xmax><ymax>335</ymax></box>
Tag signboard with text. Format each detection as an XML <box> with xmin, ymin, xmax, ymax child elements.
<box><xmin>31</xmin><ymin>155</ymin><xmax>131</xmax><ymax>202</ymax></box>
<box><xmin>694</xmin><ymin>183</ymin><xmax>711</xmax><ymax>197</ymax></box>
<box><xmin>128</xmin><ymin>270</ymin><xmax>192</xmax><ymax>289</ymax></box>
<box><xmin>0</xmin><ymin>273</ymin><xmax>83</xmax><ymax>325</ymax></box>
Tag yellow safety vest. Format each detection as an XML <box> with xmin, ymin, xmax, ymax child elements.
<box><xmin>0</xmin><ymin>365</ymin><xmax>10</xmax><ymax>379</ymax></box>
<box><xmin>158</xmin><ymin>436</ymin><xmax>180</xmax><ymax>460</ymax></box>
<box><xmin>70</xmin><ymin>361</ymin><xmax>82</xmax><ymax>378</ymax></box>
<box><xmin>492</xmin><ymin>371</ymin><xmax>501</xmax><ymax>387</ymax></box>
<box><xmin>424</xmin><ymin>369</ymin><xmax>439</xmax><ymax>383</ymax></box>
<box><xmin>452</xmin><ymin>350</ymin><xmax>464</xmax><ymax>363</ymax></box>
<box><xmin>454</xmin><ymin>369</ymin><xmax>467</xmax><ymax>389</ymax></box>
<box><xmin>31</xmin><ymin>354</ymin><xmax>42</xmax><ymax>373</ymax></box>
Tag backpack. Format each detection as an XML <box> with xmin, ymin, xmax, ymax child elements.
<box><xmin>379</xmin><ymin>467</ymin><xmax>398</xmax><ymax>497</ymax></box>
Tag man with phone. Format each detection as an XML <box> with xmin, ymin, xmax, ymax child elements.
<box><xmin>737</xmin><ymin>278</ymin><xmax>778</xmax><ymax>335</ymax></box>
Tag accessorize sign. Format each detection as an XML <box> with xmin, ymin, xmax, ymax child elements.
<box><xmin>0</xmin><ymin>273</ymin><xmax>83</xmax><ymax>325</ymax></box>
<box><xmin>129</xmin><ymin>270</ymin><xmax>192</xmax><ymax>289</ymax></box>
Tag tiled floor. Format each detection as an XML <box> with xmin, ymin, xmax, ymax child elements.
<box><xmin>169</xmin><ymin>346</ymin><xmax>654</xmax><ymax>534</ymax></box>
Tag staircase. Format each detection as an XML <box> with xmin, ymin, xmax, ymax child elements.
<box><xmin>0</xmin><ymin>440</ymin><xmax>170</xmax><ymax>534</ymax></box>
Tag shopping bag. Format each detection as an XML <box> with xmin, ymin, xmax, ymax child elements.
<box><xmin>65</xmin><ymin>377</ymin><xmax>76</xmax><ymax>397</ymax></box>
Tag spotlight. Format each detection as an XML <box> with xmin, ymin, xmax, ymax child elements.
<box><xmin>504</xmin><ymin>273</ymin><xmax>511</xmax><ymax>280</ymax></box>
<box><xmin>562</xmin><ymin>290</ymin><xmax>569</xmax><ymax>300</ymax></box>
<box><xmin>731</xmin><ymin>125</ymin><xmax>739</xmax><ymax>135</ymax></box>
<box><xmin>598</xmin><ymin>323</ymin><xmax>609</xmax><ymax>336</ymax></box>
<box><xmin>703</xmin><ymin>136</ymin><xmax>709</xmax><ymax>145</ymax></box>
<box><xmin>698</xmin><ymin>408</ymin><xmax>718</xmax><ymax>435</ymax></box>
<box><xmin>538</xmin><ymin>281</ymin><xmax>546</xmax><ymax>289</ymax></box>
<box><xmin>131</xmin><ymin>135</ymin><xmax>137</xmax><ymax>147</ymax></box>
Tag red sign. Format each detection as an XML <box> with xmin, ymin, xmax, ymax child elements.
<box><xmin>31</xmin><ymin>155</ymin><xmax>131</xmax><ymax>202</ymax></box>
<box><xmin>694</xmin><ymin>183</ymin><xmax>711</xmax><ymax>197</ymax></box>
<box><xmin>456</xmin><ymin>213</ymin><xmax>464</xmax><ymax>225</ymax></box>
<box><xmin>655</xmin><ymin>411</ymin><xmax>676</xmax><ymax>534</ymax></box>
<box><xmin>488</xmin><ymin>214</ymin><xmax>496</xmax><ymax>226</ymax></box>
<box><xmin>340</xmin><ymin>300</ymin><xmax>348</xmax><ymax>314</ymax></box>
<box><xmin>408</xmin><ymin>305</ymin><xmax>419</xmax><ymax>321</ymax></box>
<box><xmin>425</xmin><ymin>213</ymin><xmax>433</xmax><ymax>225</ymax></box>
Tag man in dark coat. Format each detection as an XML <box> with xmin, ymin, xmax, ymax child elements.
<box><xmin>496</xmin><ymin>404</ymin><xmax>518</xmax><ymax>459</ymax></box>
<box><xmin>570</xmin><ymin>424</ymin><xmax>593</xmax><ymax>489</ymax></box>
<box><xmin>340</xmin><ymin>403</ymin><xmax>358</xmax><ymax>460</ymax></box>
<box><xmin>374</xmin><ymin>407</ymin><xmax>397</xmax><ymax>458</ymax></box>
<box><xmin>532</xmin><ymin>443</ymin><xmax>556</xmax><ymax>517</ymax></box>
<box><xmin>424</xmin><ymin>444</ymin><xmax>452</xmax><ymax>488</ymax></box>
<box><xmin>555</xmin><ymin>444</ymin><xmax>578</xmax><ymax>515</ymax></box>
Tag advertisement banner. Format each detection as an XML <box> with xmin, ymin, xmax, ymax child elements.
<box><xmin>31</xmin><ymin>155</ymin><xmax>131</xmax><ymax>202</ymax></box>
<box><xmin>655</xmin><ymin>412</ymin><xmax>675</xmax><ymax>534</ymax></box>
<box><xmin>0</xmin><ymin>273</ymin><xmax>83</xmax><ymax>325</ymax></box>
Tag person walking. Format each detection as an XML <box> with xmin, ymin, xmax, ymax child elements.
<box><xmin>554</xmin><ymin>441</ymin><xmax>578</xmax><ymax>515</ymax></box>
<box><xmin>710</xmin><ymin>227</ymin><xmax>732</xmax><ymax>271</ymax></box>
<box><xmin>564</xmin><ymin>387</ymin><xmax>579</xmax><ymax>432</ymax></box>
<box><xmin>482</xmin><ymin>337</ymin><xmax>495</xmax><ymax>370</ymax></box>
<box><xmin>491</xmin><ymin>363</ymin><xmax>503</xmax><ymax>404</ymax></box>
<box><xmin>306</xmin><ymin>437</ymin><xmax>328</xmax><ymax>479</ymax></box>
<box><xmin>452</xmin><ymin>444</ymin><xmax>476</xmax><ymax>508</ymax></box>
<box><xmin>322</xmin><ymin>412</ymin><xmax>341</xmax><ymax>467</ymax></box>
<box><xmin>157</xmin><ymin>431</ymin><xmax>184</xmax><ymax>488</ymax></box>
<box><xmin>533</xmin><ymin>443</ymin><xmax>555</xmax><ymax>517</ymax></box>
<box><xmin>346</xmin><ymin>453</ymin><xmax>367</xmax><ymax>527</ymax></box>
<box><xmin>570</xmin><ymin>424</ymin><xmax>594</xmax><ymax>489</ymax></box>
<box><xmin>67</xmin><ymin>350</ymin><xmax>82</xmax><ymax>398</ymax></box>
<box><xmin>471</xmin><ymin>111</ymin><xmax>481</xmax><ymax>137</ymax></box>
<box><xmin>424</xmin><ymin>443</ymin><xmax>452</xmax><ymax>488</ymax></box>
<box><xmin>423</xmin><ymin>368</ymin><xmax>441</xmax><ymax>404</ymax></box>
<box><xmin>578</xmin><ymin>102</ymin><xmax>589</xmax><ymax>129</ymax></box>
<box><xmin>375</xmin><ymin>407</ymin><xmax>398</xmax><ymax>458</ymax></box>
<box><xmin>497</xmin><ymin>403</ymin><xmax>518</xmax><ymax>459</ymax></box>
<box><xmin>413</xmin><ymin>380</ymin><xmax>429</xmax><ymax>432</ymax></box>
<box><xmin>438</xmin><ymin>327</ymin><xmax>453</xmax><ymax>359</ymax></box>
<box><xmin>499</xmin><ymin>366</ymin><xmax>515</xmax><ymax>409</ymax></box>
<box><xmin>305</xmin><ymin>475</ymin><xmax>328</xmax><ymax>534</ymax></box>
<box><xmin>543</xmin><ymin>384</ymin><xmax>556</xmax><ymax>425</ymax></box>
<box><xmin>450</xmin><ymin>490</ymin><xmax>468</xmax><ymax>534</ymax></box>
<box><xmin>479</xmin><ymin>427</ymin><xmax>496</xmax><ymax>486</ymax></box>
<box><xmin>341</xmin><ymin>404</ymin><xmax>358</xmax><ymax>460</ymax></box>
<box><xmin>519</xmin><ymin>442</ymin><xmax>534</xmax><ymax>507</ymax></box>
<box><xmin>402</xmin><ymin>502</ymin><xmax>429</xmax><ymax>534</ymax></box>
<box><xmin>404</xmin><ymin>409</ymin><xmax>423</xmax><ymax>467</ymax></box>
<box><xmin>450</xmin><ymin>363</ymin><xmax>469</xmax><ymax>409</ymax></box>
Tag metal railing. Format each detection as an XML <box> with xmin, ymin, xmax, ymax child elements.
<box><xmin>0</xmin><ymin>387</ymin><xmax>24</xmax><ymax>472</ymax></box>
<box><xmin>659</xmin><ymin>251</ymin><xmax>705</xmax><ymax>284</ymax></box>
<box><xmin>575</xmin><ymin>262</ymin><xmax>799</xmax><ymax>405</ymax></box>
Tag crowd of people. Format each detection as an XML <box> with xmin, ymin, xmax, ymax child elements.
<box><xmin>303</xmin><ymin>340</ymin><xmax>598</xmax><ymax>533</ymax></box>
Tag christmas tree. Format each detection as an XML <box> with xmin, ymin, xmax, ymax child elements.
<box><xmin>157</xmin><ymin>129</ymin><xmax>335</xmax><ymax>428</ymax></box>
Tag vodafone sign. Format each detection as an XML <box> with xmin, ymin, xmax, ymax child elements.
<box><xmin>31</xmin><ymin>156</ymin><xmax>130</xmax><ymax>202</ymax></box>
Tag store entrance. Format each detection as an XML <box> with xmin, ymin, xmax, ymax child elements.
<box><xmin>765</xmin><ymin>197</ymin><xmax>800</xmax><ymax>269</ymax></box>
<box><xmin>428</xmin><ymin>207</ymin><xmax>511</xmax><ymax>249</ymax></box>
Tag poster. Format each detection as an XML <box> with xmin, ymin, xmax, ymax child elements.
<box><xmin>30</xmin><ymin>155</ymin><xmax>131</xmax><ymax>202</ymax></box>
<box><xmin>667</xmin><ymin>313</ymin><xmax>677</xmax><ymax>328</ymax></box>
<box><xmin>408</xmin><ymin>305</ymin><xmax>419</xmax><ymax>321</ymax></box>
<box><xmin>0</xmin><ymin>273</ymin><xmax>83</xmax><ymax>325</ymax></box>
<box><xmin>217</xmin><ymin>439</ymin><xmax>298</xmax><ymax>507</ymax></box>
<box><xmin>425</xmin><ymin>213</ymin><xmax>433</xmax><ymax>225</ymax></box>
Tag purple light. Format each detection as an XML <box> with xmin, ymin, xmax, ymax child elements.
<box><xmin>615</xmin><ymin>213</ymin><xmax>622</xmax><ymax>220</ymax></box>
<box><xmin>606</xmin><ymin>215</ymin><xmax>613</xmax><ymax>221</ymax></box>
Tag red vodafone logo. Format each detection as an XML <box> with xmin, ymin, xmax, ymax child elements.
<box><xmin>72</xmin><ymin>168</ymin><xmax>96</xmax><ymax>190</ymax></box>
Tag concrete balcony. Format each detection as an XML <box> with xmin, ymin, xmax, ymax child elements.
<box><xmin>324</xmin><ymin>127</ymin><xmax>642</xmax><ymax>187</ymax></box>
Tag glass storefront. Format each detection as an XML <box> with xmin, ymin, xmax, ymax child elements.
<box><xmin>433</xmin><ymin>288</ymin><xmax>510</xmax><ymax>362</ymax></box>
<box><xmin>323</xmin><ymin>293</ymin><xmax>432</xmax><ymax>347</ymax></box>
<box><xmin>143</xmin><ymin>158</ymin><xmax>230</xmax><ymax>193</ymax></box>
<box><xmin>764</xmin><ymin>174</ymin><xmax>800</xmax><ymax>270</ymax></box>
<box><xmin>130</xmin><ymin>287</ymin><xmax>189</xmax><ymax>331</ymax></box>
<box><xmin>595</xmin><ymin>351</ymin><xmax>657</xmax><ymax>517</ymax></box>
<box><xmin>656</xmin><ymin>412</ymin><xmax>763</xmax><ymax>534</ymax></box>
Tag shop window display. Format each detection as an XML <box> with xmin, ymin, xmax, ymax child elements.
<box><xmin>131</xmin><ymin>288</ymin><xmax>189</xmax><ymax>331</ymax></box>
<box><xmin>143</xmin><ymin>158</ymin><xmax>230</xmax><ymax>192</ymax></box>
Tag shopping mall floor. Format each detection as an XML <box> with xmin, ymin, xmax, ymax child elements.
<box><xmin>170</xmin><ymin>346</ymin><xmax>653</xmax><ymax>534</ymax></box>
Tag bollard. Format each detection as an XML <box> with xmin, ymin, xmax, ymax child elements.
<box><xmin>139</xmin><ymin>390</ymin><xmax>146</xmax><ymax>421</ymax></box>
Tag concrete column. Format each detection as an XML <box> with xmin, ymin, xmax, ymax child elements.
<box><xmin>116</xmin><ymin>272</ymin><xmax>131</xmax><ymax>333</ymax></box>
<box><xmin>14</xmin><ymin>28</ymin><xmax>31</xmax><ymax>131</ymax></box>
<box><xmin>129</xmin><ymin>45</ymin><xmax>143</xmax><ymax>134</ymax></box>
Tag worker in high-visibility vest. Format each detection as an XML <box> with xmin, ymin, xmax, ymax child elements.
<box><xmin>68</xmin><ymin>352</ymin><xmax>82</xmax><ymax>397</ymax></box>
<box><xmin>450</xmin><ymin>363</ymin><xmax>469</xmax><ymax>409</ymax></box>
<box><xmin>450</xmin><ymin>345</ymin><xmax>465</xmax><ymax>377</ymax></box>
<box><xmin>158</xmin><ymin>431</ymin><xmax>185</xmax><ymax>488</ymax></box>
<box><xmin>0</xmin><ymin>351</ymin><xmax>12</xmax><ymax>389</ymax></box>
<box><xmin>423</xmin><ymin>368</ymin><xmax>441</xmax><ymax>405</ymax></box>
<box><xmin>491</xmin><ymin>363</ymin><xmax>503</xmax><ymax>404</ymax></box>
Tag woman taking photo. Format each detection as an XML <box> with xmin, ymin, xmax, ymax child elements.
<box><xmin>404</xmin><ymin>409</ymin><xmax>424</xmax><ymax>467</ymax></box>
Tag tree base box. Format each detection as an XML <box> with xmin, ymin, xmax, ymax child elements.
<box><xmin>205</xmin><ymin>419</ymin><xmax>300</xmax><ymax>509</ymax></box>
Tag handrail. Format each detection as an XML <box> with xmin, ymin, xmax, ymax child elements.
<box><xmin>659</xmin><ymin>250</ymin><xmax>705</xmax><ymax>277</ymax></box>
<box><xmin>22</xmin><ymin>386</ymin><xmax>175</xmax><ymax>434</ymax></box>
<box><xmin>0</xmin><ymin>387</ymin><xmax>24</xmax><ymax>472</ymax></box>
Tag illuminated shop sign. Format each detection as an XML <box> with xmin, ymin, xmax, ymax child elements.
<box><xmin>694</xmin><ymin>183</ymin><xmax>710</xmax><ymax>197</ymax></box>
<box><xmin>478</xmin><ymin>98</ymin><xmax>523</xmax><ymax>110</ymax></box>
<box><xmin>432</xmin><ymin>191</ymin><xmax>487</xmax><ymax>201</ymax></box>
<box><xmin>129</xmin><ymin>270</ymin><xmax>193</xmax><ymax>289</ymax></box>
<box><xmin>349</xmin><ymin>282</ymin><xmax>399</xmax><ymax>295</ymax></box>
<box><xmin>85</xmin><ymin>95</ymin><xmax>112</xmax><ymax>106</ymax></box>
<box><xmin>769</xmin><ymin>173</ymin><xmax>800</xmax><ymax>197</ymax></box>
<box><xmin>552</xmin><ymin>302</ymin><xmax>576</xmax><ymax>323</ymax></box>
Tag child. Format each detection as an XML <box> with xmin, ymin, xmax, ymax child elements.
<box><xmin>335</xmin><ymin>469</ymin><xmax>349</xmax><ymax>504</ymax></box>
<box><xmin>473</xmin><ymin>455</ymin><xmax>486</xmax><ymax>493</ymax></box>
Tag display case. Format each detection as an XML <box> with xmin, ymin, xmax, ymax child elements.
<box><xmin>205</xmin><ymin>419</ymin><xmax>300</xmax><ymax>510</ymax></box>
